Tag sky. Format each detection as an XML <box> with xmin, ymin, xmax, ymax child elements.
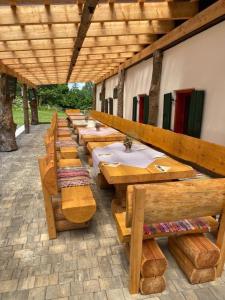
<box><xmin>68</xmin><ymin>82</ymin><xmax>85</xmax><ymax>90</ymax></box>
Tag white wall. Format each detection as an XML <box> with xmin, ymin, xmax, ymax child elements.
<box><xmin>105</xmin><ymin>74</ymin><xmax>118</xmax><ymax>116</ymax></box>
<box><xmin>123</xmin><ymin>58</ymin><xmax>153</xmax><ymax>120</ymax></box>
<box><xmin>158</xmin><ymin>21</ymin><xmax>225</xmax><ymax>145</ymax></box>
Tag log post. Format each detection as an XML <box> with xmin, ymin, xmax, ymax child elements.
<box><xmin>30</xmin><ymin>88</ymin><xmax>39</xmax><ymax>125</ymax></box>
<box><xmin>117</xmin><ymin>69</ymin><xmax>125</xmax><ymax>118</ymax></box>
<box><xmin>0</xmin><ymin>73</ymin><xmax>18</xmax><ymax>152</ymax></box>
<box><xmin>92</xmin><ymin>84</ymin><xmax>97</xmax><ymax>110</ymax></box>
<box><xmin>100</xmin><ymin>80</ymin><xmax>105</xmax><ymax>112</ymax></box>
<box><xmin>23</xmin><ymin>84</ymin><xmax>30</xmax><ymax>133</ymax></box>
<box><xmin>148</xmin><ymin>50</ymin><xmax>163</xmax><ymax>126</ymax></box>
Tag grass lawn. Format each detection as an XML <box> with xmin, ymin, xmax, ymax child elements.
<box><xmin>13</xmin><ymin>107</ymin><xmax>65</xmax><ymax>126</ymax></box>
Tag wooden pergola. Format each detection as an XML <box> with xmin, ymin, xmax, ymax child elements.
<box><xmin>0</xmin><ymin>0</ymin><xmax>225</xmax><ymax>152</ymax></box>
<box><xmin>0</xmin><ymin>0</ymin><xmax>214</xmax><ymax>87</ymax></box>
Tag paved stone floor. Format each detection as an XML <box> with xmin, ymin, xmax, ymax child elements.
<box><xmin>1</xmin><ymin>125</ymin><xmax>225</xmax><ymax>300</ymax></box>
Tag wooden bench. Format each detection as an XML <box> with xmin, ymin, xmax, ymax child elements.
<box><xmin>38</xmin><ymin>147</ymin><xmax>96</xmax><ymax>238</ymax></box>
<box><xmin>45</xmin><ymin>113</ymin><xmax>78</xmax><ymax>159</ymax></box>
<box><xmin>115</xmin><ymin>179</ymin><xmax>225</xmax><ymax>294</ymax></box>
<box><xmin>90</xmin><ymin>111</ymin><xmax>225</xmax><ymax>177</ymax></box>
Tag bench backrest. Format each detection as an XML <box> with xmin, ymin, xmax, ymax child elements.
<box><xmin>128</xmin><ymin>179</ymin><xmax>225</xmax><ymax>293</ymax></box>
<box><xmin>65</xmin><ymin>109</ymin><xmax>80</xmax><ymax>114</ymax></box>
<box><xmin>90</xmin><ymin>111</ymin><xmax>225</xmax><ymax>176</ymax></box>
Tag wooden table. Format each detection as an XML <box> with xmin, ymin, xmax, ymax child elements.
<box><xmin>88</xmin><ymin>141</ymin><xmax>196</xmax><ymax>211</ymax></box>
<box><xmin>72</xmin><ymin>119</ymin><xmax>105</xmax><ymax>129</ymax></box>
<box><xmin>78</xmin><ymin>128</ymin><xmax>125</xmax><ymax>144</ymax></box>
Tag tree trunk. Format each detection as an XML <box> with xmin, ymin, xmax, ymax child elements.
<box><xmin>92</xmin><ymin>84</ymin><xmax>97</xmax><ymax>110</ymax></box>
<box><xmin>0</xmin><ymin>73</ymin><xmax>18</xmax><ymax>152</ymax></box>
<box><xmin>148</xmin><ymin>50</ymin><xmax>163</xmax><ymax>126</ymax></box>
<box><xmin>117</xmin><ymin>69</ymin><xmax>125</xmax><ymax>118</ymax></box>
<box><xmin>23</xmin><ymin>84</ymin><xmax>30</xmax><ymax>133</ymax></box>
<box><xmin>30</xmin><ymin>88</ymin><xmax>39</xmax><ymax>125</ymax></box>
<box><xmin>100</xmin><ymin>80</ymin><xmax>105</xmax><ymax>112</ymax></box>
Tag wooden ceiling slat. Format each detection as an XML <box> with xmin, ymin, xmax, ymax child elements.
<box><xmin>0</xmin><ymin>21</ymin><xmax>174</xmax><ymax>41</ymax></box>
<box><xmin>0</xmin><ymin>2</ymin><xmax>198</xmax><ymax>26</ymax></box>
<box><xmin>0</xmin><ymin>35</ymin><xmax>155</xmax><ymax>52</ymax></box>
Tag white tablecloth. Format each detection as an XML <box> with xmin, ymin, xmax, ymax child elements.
<box><xmin>92</xmin><ymin>142</ymin><xmax>165</xmax><ymax>174</ymax></box>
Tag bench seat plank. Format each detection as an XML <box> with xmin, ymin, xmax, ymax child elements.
<box><xmin>115</xmin><ymin>212</ymin><xmax>219</xmax><ymax>243</ymax></box>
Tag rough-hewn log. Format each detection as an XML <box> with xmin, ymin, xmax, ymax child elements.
<box><xmin>92</xmin><ymin>83</ymin><xmax>97</xmax><ymax>110</ymax></box>
<box><xmin>100</xmin><ymin>80</ymin><xmax>105</xmax><ymax>112</ymax></box>
<box><xmin>117</xmin><ymin>69</ymin><xmax>125</xmax><ymax>117</ymax></box>
<box><xmin>0</xmin><ymin>73</ymin><xmax>18</xmax><ymax>152</ymax></box>
<box><xmin>148</xmin><ymin>50</ymin><xmax>163</xmax><ymax>126</ymax></box>
<box><xmin>30</xmin><ymin>88</ymin><xmax>39</xmax><ymax>125</ymax></box>
<box><xmin>141</xmin><ymin>239</ymin><xmax>167</xmax><ymax>277</ymax></box>
<box><xmin>168</xmin><ymin>237</ymin><xmax>216</xmax><ymax>284</ymax></box>
<box><xmin>140</xmin><ymin>276</ymin><xmax>166</xmax><ymax>295</ymax></box>
<box><xmin>23</xmin><ymin>84</ymin><xmax>30</xmax><ymax>134</ymax></box>
<box><xmin>169</xmin><ymin>234</ymin><xmax>220</xmax><ymax>269</ymax></box>
<box><xmin>66</xmin><ymin>0</ymin><xmax>100</xmax><ymax>82</ymax></box>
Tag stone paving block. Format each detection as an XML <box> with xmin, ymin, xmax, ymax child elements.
<box><xmin>93</xmin><ymin>290</ymin><xmax>107</xmax><ymax>300</ymax></box>
<box><xmin>182</xmin><ymin>290</ymin><xmax>199</xmax><ymax>300</ymax></box>
<box><xmin>17</xmin><ymin>276</ymin><xmax>35</xmax><ymax>290</ymax></box>
<box><xmin>71</xmin><ymin>282</ymin><xmax>84</xmax><ymax>296</ymax></box>
<box><xmin>46</xmin><ymin>283</ymin><xmax>70</xmax><ymax>299</ymax></box>
<box><xmin>99</xmin><ymin>276</ymin><xmax>123</xmax><ymax>290</ymax></box>
<box><xmin>0</xmin><ymin>279</ymin><xmax>18</xmax><ymax>293</ymax></box>
<box><xmin>106</xmin><ymin>288</ymin><xmax>125</xmax><ymax>300</ymax></box>
<box><xmin>59</xmin><ymin>272</ymin><xmax>75</xmax><ymax>284</ymax></box>
<box><xmin>83</xmin><ymin>279</ymin><xmax>100</xmax><ymax>293</ymax></box>
<box><xmin>1</xmin><ymin>290</ymin><xmax>29</xmax><ymax>300</ymax></box>
<box><xmin>28</xmin><ymin>286</ymin><xmax>46</xmax><ymax>299</ymax></box>
<box><xmin>35</xmin><ymin>273</ymin><xmax>58</xmax><ymax>287</ymax></box>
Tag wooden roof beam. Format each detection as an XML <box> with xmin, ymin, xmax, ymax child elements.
<box><xmin>0</xmin><ymin>61</ymin><xmax>36</xmax><ymax>87</ymax></box>
<box><xmin>0</xmin><ymin>35</ymin><xmax>155</xmax><ymax>51</ymax></box>
<box><xmin>95</xmin><ymin>0</ymin><xmax>225</xmax><ymax>83</ymax></box>
<box><xmin>66</xmin><ymin>0</ymin><xmax>100</xmax><ymax>82</ymax></box>
<box><xmin>0</xmin><ymin>21</ymin><xmax>173</xmax><ymax>41</ymax></box>
<box><xmin>0</xmin><ymin>45</ymin><xmax>144</xmax><ymax>59</ymax></box>
<box><xmin>0</xmin><ymin>2</ymin><xmax>198</xmax><ymax>26</ymax></box>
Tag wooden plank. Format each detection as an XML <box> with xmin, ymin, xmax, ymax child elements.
<box><xmin>0</xmin><ymin>2</ymin><xmax>198</xmax><ymax>26</ymax></box>
<box><xmin>38</xmin><ymin>157</ymin><xmax>57</xmax><ymax>240</ymax></box>
<box><xmin>129</xmin><ymin>186</ymin><xmax>144</xmax><ymax>294</ymax></box>
<box><xmin>137</xmin><ymin>179</ymin><xmax>225</xmax><ymax>225</ymax></box>
<box><xmin>114</xmin><ymin>212</ymin><xmax>219</xmax><ymax>244</ymax></box>
<box><xmin>0</xmin><ymin>21</ymin><xmax>174</xmax><ymax>42</ymax></box>
<box><xmin>60</xmin><ymin>146</ymin><xmax>78</xmax><ymax>159</ymax></box>
<box><xmin>95</xmin><ymin>0</ymin><xmax>225</xmax><ymax>83</ymax></box>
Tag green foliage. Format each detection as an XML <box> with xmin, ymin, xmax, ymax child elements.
<box><xmin>13</xmin><ymin>95</ymin><xmax>23</xmax><ymax>108</ymax></box>
<box><xmin>37</xmin><ymin>82</ymin><xmax>93</xmax><ymax>109</ymax></box>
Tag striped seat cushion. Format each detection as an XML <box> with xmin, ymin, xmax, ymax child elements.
<box><xmin>144</xmin><ymin>218</ymin><xmax>211</xmax><ymax>236</ymax></box>
<box><xmin>57</xmin><ymin>167</ymin><xmax>90</xmax><ymax>188</ymax></box>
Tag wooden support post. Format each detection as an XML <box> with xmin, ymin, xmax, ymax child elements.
<box><xmin>129</xmin><ymin>186</ymin><xmax>145</xmax><ymax>294</ymax></box>
<box><xmin>100</xmin><ymin>80</ymin><xmax>105</xmax><ymax>113</ymax></box>
<box><xmin>148</xmin><ymin>50</ymin><xmax>163</xmax><ymax>126</ymax></box>
<box><xmin>23</xmin><ymin>84</ymin><xmax>30</xmax><ymax>133</ymax></box>
<box><xmin>92</xmin><ymin>83</ymin><xmax>97</xmax><ymax>110</ymax></box>
<box><xmin>117</xmin><ymin>69</ymin><xmax>125</xmax><ymax>118</ymax></box>
<box><xmin>0</xmin><ymin>73</ymin><xmax>18</xmax><ymax>152</ymax></box>
<box><xmin>30</xmin><ymin>88</ymin><xmax>39</xmax><ymax>125</ymax></box>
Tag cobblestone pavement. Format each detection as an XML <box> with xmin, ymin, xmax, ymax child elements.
<box><xmin>0</xmin><ymin>125</ymin><xmax>225</xmax><ymax>300</ymax></box>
